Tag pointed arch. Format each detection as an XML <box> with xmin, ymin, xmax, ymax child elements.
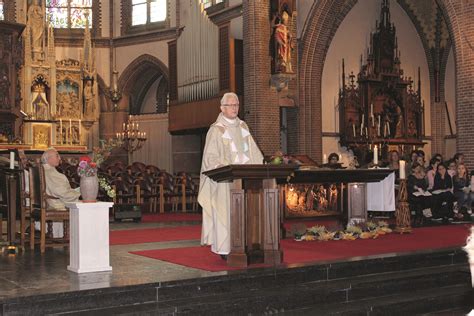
<box><xmin>118</xmin><ymin>54</ymin><xmax>169</xmax><ymax>114</ymax></box>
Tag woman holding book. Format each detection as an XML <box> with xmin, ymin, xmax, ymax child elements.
<box><xmin>431</xmin><ymin>163</ymin><xmax>455</xmax><ymax>222</ymax></box>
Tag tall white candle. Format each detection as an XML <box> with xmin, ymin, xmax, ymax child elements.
<box><xmin>377</xmin><ymin>115</ymin><xmax>381</xmax><ymax>136</ymax></box>
<box><xmin>352</xmin><ymin>124</ymin><xmax>356</xmax><ymax>137</ymax></box>
<box><xmin>10</xmin><ymin>152</ymin><xmax>14</xmax><ymax>169</ymax></box>
<box><xmin>59</xmin><ymin>119</ymin><xmax>63</xmax><ymax>144</ymax></box>
<box><xmin>323</xmin><ymin>154</ymin><xmax>327</xmax><ymax>164</ymax></box>
<box><xmin>399</xmin><ymin>160</ymin><xmax>406</xmax><ymax>179</ymax></box>
<box><xmin>374</xmin><ymin>145</ymin><xmax>378</xmax><ymax>165</ymax></box>
<box><xmin>78</xmin><ymin>119</ymin><xmax>81</xmax><ymax>144</ymax></box>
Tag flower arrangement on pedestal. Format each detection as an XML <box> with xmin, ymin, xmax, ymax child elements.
<box><xmin>77</xmin><ymin>139</ymin><xmax>117</xmax><ymax>202</ymax></box>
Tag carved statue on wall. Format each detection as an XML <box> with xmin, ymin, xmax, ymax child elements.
<box><xmin>27</xmin><ymin>0</ymin><xmax>44</xmax><ymax>60</ymax></box>
<box><xmin>273</xmin><ymin>10</ymin><xmax>293</xmax><ymax>73</ymax></box>
<box><xmin>83</xmin><ymin>79</ymin><xmax>94</xmax><ymax>117</ymax></box>
<box><xmin>31</xmin><ymin>82</ymin><xmax>50</xmax><ymax>120</ymax></box>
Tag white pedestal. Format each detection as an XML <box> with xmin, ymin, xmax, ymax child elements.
<box><xmin>66</xmin><ymin>201</ymin><xmax>113</xmax><ymax>273</ymax></box>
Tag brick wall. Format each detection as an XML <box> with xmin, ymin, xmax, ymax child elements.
<box><xmin>298</xmin><ymin>0</ymin><xmax>357</xmax><ymax>161</ymax></box>
<box><xmin>242</xmin><ymin>0</ymin><xmax>280</xmax><ymax>157</ymax></box>
<box><xmin>439</xmin><ymin>0</ymin><xmax>474</xmax><ymax>170</ymax></box>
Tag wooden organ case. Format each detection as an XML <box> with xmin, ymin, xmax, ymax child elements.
<box><xmin>339</xmin><ymin>0</ymin><xmax>424</xmax><ymax>163</ymax></box>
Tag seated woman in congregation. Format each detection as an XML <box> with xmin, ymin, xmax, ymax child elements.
<box><xmin>452</xmin><ymin>163</ymin><xmax>473</xmax><ymax>220</ymax></box>
<box><xmin>431</xmin><ymin>163</ymin><xmax>455</xmax><ymax>221</ymax></box>
<box><xmin>407</xmin><ymin>150</ymin><xmax>420</xmax><ymax>176</ymax></box>
<box><xmin>324</xmin><ymin>152</ymin><xmax>345</xmax><ymax>169</ymax></box>
<box><xmin>447</xmin><ymin>159</ymin><xmax>457</xmax><ymax>178</ymax></box>
<box><xmin>426</xmin><ymin>157</ymin><xmax>441</xmax><ymax>190</ymax></box>
<box><xmin>407</xmin><ymin>163</ymin><xmax>432</xmax><ymax>225</ymax></box>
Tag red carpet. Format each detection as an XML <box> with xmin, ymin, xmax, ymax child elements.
<box><xmin>130</xmin><ymin>224</ymin><xmax>472</xmax><ymax>272</ymax></box>
<box><xmin>141</xmin><ymin>213</ymin><xmax>202</xmax><ymax>223</ymax></box>
<box><xmin>110</xmin><ymin>225</ymin><xmax>201</xmax><ymax>245</ymax></box>
<box><xmin>283</xmin><ymin>219</ymin><xmax>340</xmax><ymax>231</ymax></box>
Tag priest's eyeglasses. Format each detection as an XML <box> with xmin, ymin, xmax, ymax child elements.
<box><xmin>223</xmin><ymin>104</ymin><xmax>239</xmax><ymax>108</ymax></box>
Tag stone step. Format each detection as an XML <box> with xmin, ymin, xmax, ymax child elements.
<box><xmin>1</xmin><ymin>249</ymin><xmax>468</xmax><ymax>315</ymax></box>
<box><xmin>52</xmin><ymin>263</ymin><xmax>470</xmax><ymax>315</ymax></box>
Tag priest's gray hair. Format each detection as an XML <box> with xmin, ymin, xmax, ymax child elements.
<box><xmin>41</xmin><ymin>148</ymin><xmax>58</xmax><ymax>164</ymax></box>
<box><xmin>220</xmin><ymin>92</ymin><xmax>239</xmax><ymax>106</ymax></box>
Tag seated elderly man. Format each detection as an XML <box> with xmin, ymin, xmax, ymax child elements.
<box><xmin>41</xmin><ymin>148</ymin><xmax>80</xmax><ymax>209</ymax></box>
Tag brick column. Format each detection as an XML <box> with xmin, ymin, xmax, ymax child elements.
<box><xmin>243</xmin><ymin>0</ymin><xmax>280</xmax><ymax>156</ymax></box>
<box><xmin>439</xmin><ymin>0</ymin><xmax>474</xmax><ymax>170</ymax></box>
<box><xmin>430</xmin><ymin>101</ymin><xmax>446</xmax><ymax>156</ymax></box>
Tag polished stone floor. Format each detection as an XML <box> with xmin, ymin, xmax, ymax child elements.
<box><xmin>1</xmin><ymin>218</ymin><xmax>472</xmax><ymax>315</ymax></box>
<box><xmin>0</xmin><ymin>219</ymin><xmax>223</xmax><ymax>301</ymax></box>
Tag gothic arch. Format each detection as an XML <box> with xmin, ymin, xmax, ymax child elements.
<box><xmin>298</xmin><ymin>0</ymin><xmax>357</xmax><ymax>159</ymax></box>
<box><xmin>435</xmin><ymin>0</ymin><xmax>474</xmax><ymax>167</ymax></box>
<box><xmin>96</xmin><ymin>74</ymin><xmax>110</xmax><ymax>113</ymax></box>
<box><xmin>118</xmin><ymin>54</ymin><xmax>169</xmax><ymax>113</ymax></box>
<box><xmin>298</xmin><ymin>0</ymin><xmax>449</xmax><ymax>160</ymax></box>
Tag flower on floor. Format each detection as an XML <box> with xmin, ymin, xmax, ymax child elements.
<box><xmin>296</xmin><ymin>221</ymin><xmax>392</xmax><ymax>242</ymax></box>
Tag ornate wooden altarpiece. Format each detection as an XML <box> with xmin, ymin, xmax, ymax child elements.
<box><xmin>0</xmin><ymin>3</ymin><xmax>99</xmax><ymax>157</ymax></box>
<box><xmin>339</xmin><ymin>0</ymin><xmax>425</xmax><ymax>164</ymax></box>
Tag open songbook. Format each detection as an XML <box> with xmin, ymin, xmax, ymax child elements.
<box><xmin>412</xmin><ymin>190</ymin><xmax>432</xmax><ymax>197</ymax></box>
<box><xmin>431</xmin><ymin>189</ymin><xmax>451</xmax><ymax>195</ymax></box>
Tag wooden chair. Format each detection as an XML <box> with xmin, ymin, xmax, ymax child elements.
<box><xmin>30</xmin><ymin>164</ymin><xmax>70</xmax><ymax>253</ymax></box>
<box><xmin>19</xmin><ymin>166</ymin><xmax>35</xmax><ymax>249</ymax></box>
<box><xmin>174</xmin><ymin>172</ymin><xmax>199</xmax><ymax>212</ymax></box>
<box><xmin>133</xmin><ymin>178</ymin><xmax>158</xmax><ymax>213</ymax></box>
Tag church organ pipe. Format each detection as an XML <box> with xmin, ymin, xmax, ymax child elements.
<box><xmin>177</xmin><ymin>1</ymin><xmax>219</xmax><ymax>103</ymax></box>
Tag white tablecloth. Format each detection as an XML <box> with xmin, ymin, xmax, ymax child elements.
<box><xmin>366</xmin><ymin>172</ymin><xmax>395</xmax><ymax>212</ymax></box>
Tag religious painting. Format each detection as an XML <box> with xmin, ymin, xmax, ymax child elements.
<box><xmin>57</xmin><ymin>80</ymin><xmax>80</xmax><ymax>119</ymax></box>
<box><xmin>32</xmin><ymin>123</ymin><xmax>51</xmax><ymax>149</ymax></box>
<box><xmin>284</xmin><ymin>183</ymin><xmax>341</xmax><ymax>218</ymax></box>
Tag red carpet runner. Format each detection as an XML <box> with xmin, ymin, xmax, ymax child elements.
<box><xmin>110</xmin><ymin>225</ymin><xmax>201</xmax><ymax>245</ymax></box>
<box><xmin>141</xmin><ymin>213</ymin><xmax>202</xmax><ymax>223</ymax></box>
<box><xmin>130</xmin><ymin>224</ymin><xmax>471</xmax><ymax>272</ymax></box>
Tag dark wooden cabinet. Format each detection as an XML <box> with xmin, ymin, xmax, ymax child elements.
<box><xmin>0</xmin><ymin>21</ymin><xmax>25</xmax><ymax>143</ymax></box>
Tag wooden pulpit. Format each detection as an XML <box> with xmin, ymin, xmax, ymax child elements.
<box><xmin>203</xmin><ymin>164</ymin><xmax>297</xmax><ymax>267</ymax></box>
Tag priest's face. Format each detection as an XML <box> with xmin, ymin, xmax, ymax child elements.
<box><xmin>47</xmin><ymin>150</ymin><xmax>61</xmax><ymax>167</ymax></box>
<box><xmin>221</xmin><ymin>97</ymin><xmax>239</xmax><ymax>119</ymax></box>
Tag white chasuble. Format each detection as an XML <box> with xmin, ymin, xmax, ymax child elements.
<box><xmin>198</xmin><ymin>113</ymin><xmax>263</xmax><ymax>255</ymax></box>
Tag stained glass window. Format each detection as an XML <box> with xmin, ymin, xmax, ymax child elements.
<box><xmin>132</xmin><ymin>0</ymin><xmax>167</xmax><ymax>26</ymax></box>
<box><xmin>0</xmin><ymin>1</ymin><xmax>4</xmax><ymax>20</ymax></box>
<box><xmin>46</xmin><ymin>0</ymin><xmax>92</xmax><ymax>29</ymax></box>
<box><xmin>201</xmin><ymin>0</ymin><xmax>224</xmax><ymax>9</ymax></box>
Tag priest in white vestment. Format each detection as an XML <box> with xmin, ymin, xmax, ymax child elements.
<box><xmin>198</xmin><ymin>92</ymin><xmax>264</xmax><ymax>256</ymax></box>
<box><xmin>36</xmin><ymin>148</ymin><xmax>80</xmax><ymax>237</ymax></box>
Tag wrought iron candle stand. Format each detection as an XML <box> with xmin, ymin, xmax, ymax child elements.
<box><xmin>395</xmin><ymin>178</ymin><xmax>412</xmax><ymax>234</ymax></box>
